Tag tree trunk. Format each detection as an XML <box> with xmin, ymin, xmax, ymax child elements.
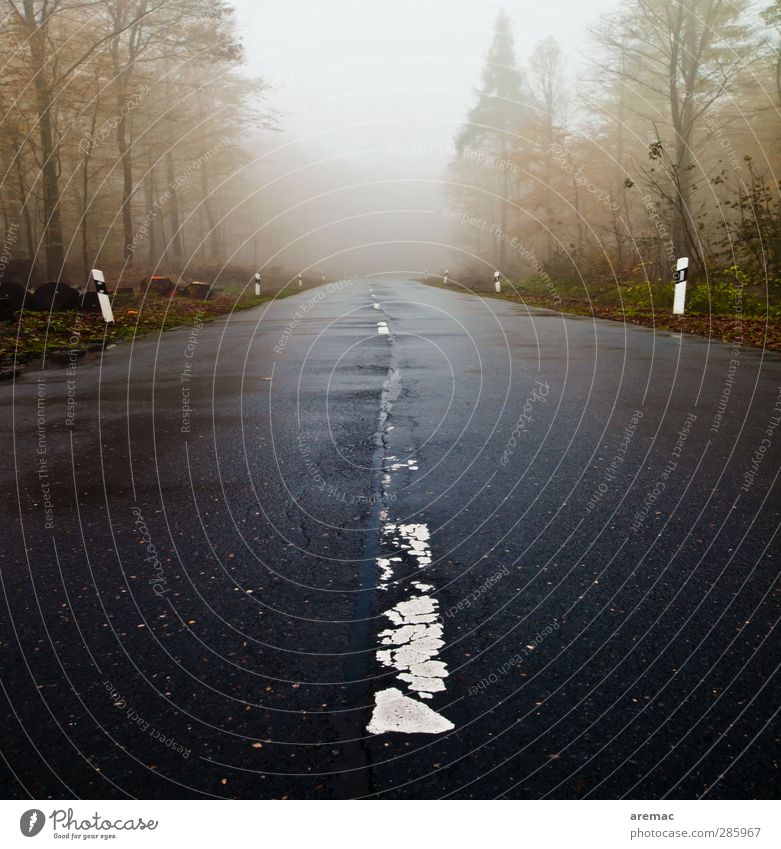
<box><xmin>572</xmin><ymin>174</ymin><xmax>583</xmax><ymax>262</ymax></box>
<box><xmin>37</xmin><ymin>110</ymin><xmax>65</xmax><ymax>277</ymax></box>
<box><xmin>14</xmin><ymin>151</ymin><xmax>36</xmax><ymax>265</ymax></box>
<box><xmin>24</xmin><ymin>0</ymin><xmax>65</xmax><ymax>279</ymax></box>
<box><xmin>165</xmin><ymin>150</ymin><xmax>184</xmax><ymax>261</ymax></box>
<box><xmin>80</xmin><ymin>152</ymin><xmax>90</xmax><ymax>281</ymax></box>
<box><xmin>200</xmin><ymin>157</ymin><xmax>220</xmax><ymax>261</ymax></box>
<box><xmin>110</xmin><ymin>2</ymin><xmax>149</xmax><ymax>268</ymax></box>
<box><xmin>498</xmin><ymin>133</ymin><xmax>508</xmax><ymax>269</ymax></box>
<box><xmin>145</xmin><ymin>158</ymin><xmax>158</xmax><ymax>265</ymax></box>
<box><xmin>674</xmin><ymin>138</ymin><xmax>695</xmax><ymax>263</ymax></box>
<box><xmin>116</xmin><ymin>97</ymin><xmax>135</xmax><ymax>265</ymax></box>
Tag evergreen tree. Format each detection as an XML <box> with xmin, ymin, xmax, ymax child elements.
<box><xmin>455</xmin><ymin>10</ymin><xmax>531</xmax><ymax>269</ymax></box>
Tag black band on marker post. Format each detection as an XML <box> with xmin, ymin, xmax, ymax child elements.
<box><xmin>91</xmin><ymin>269</ymin><xmax>114</xmax><ymax>323</ymax></box>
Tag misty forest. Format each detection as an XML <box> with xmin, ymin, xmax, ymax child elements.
<box><xmin>1</xmin><ymin>0</ymin><xmax>780</xmax><ymax>346</ymax></box>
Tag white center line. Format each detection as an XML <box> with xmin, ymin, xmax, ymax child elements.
<box><xmin>367</xmin><ymin>523</ymin><xmax>454</xmax><ymax>735</ymax></box>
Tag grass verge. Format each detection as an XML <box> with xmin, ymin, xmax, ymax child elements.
<box><xmin>424</xmin><ymin>280</ymin><xmax>781</xmax><ymax>352</ymax></box>
<box><xmin>0</xmin><ymin>285</ymin><xmax>315</xmax><ymax>370</ymax></box>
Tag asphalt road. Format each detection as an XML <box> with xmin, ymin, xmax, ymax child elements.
<box><xmin>1</xmin><ymin>276</ymin><xmax>779</xmax><ymax>799</ymax></box>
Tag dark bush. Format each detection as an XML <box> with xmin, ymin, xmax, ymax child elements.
<box><xmin>77</xmin><ymin>291</ymin><xmax>102</xmax><ymax>312</ymax></box>
<box><xmin>30</xmin><ymin>281</ymin><xmax>79</xmax><ymax>311</ymax></box>
<box><xmin>180</xmin><ymin>281</ymin><xmax>214</xmax><ymax>299</ymax></box>
<box><xmin>142</xmin><ymin>276</ymin><xmax>175</xmax><ymax>296</ymax></box>
<box><xmin>0</xmin><ymin>281</ymin><xmax>29</xmax><ymax>311</ymax></box>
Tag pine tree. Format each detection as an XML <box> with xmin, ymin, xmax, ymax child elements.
<box><xmin>454</xmin><ymin>10</ymin><xmax>531</xmax><ymax>269</ymax></box>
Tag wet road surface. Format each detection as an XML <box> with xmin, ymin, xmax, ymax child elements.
<box><xmin>1</xmin><ymin>276</ymin><xmax>779</xmax><ymax>798</ymax></box>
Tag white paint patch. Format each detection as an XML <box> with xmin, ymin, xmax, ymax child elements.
<box><xmin>368</xmin><ymin>362</ymin><xmax>451</xmax><ymax>734</ymax></box>
<box><xmin>397</xmin><ymin>523</ymin><xmax>432</xmax><ymax>566</ymax></box>
<box><xmin>376</xmin><ymin>523</ymin><xmax>398</xmax><ymax>583</ymax></box>
<box><xmin>377</xmin><ymin>321</ymin><xmax>389</xmax><ymax>335</ymax></box>
<box><xmin>377</xmin><ymin>557</ymin><xmax>394</xmax><ymax>584</ymax></box>
<box><xmin>378</xmin><ymin>596</ymin><xmax>447</xmax><ymax>693</ymax></box>
<box><xmin>387</xmin><ymin>457</ymin><xmax>419</xmax><ymax>473</ymax></box>
<box><xmin>366</xmin><ymin>688</ymin><xmax>454</xmax><ymax>735</ymax></box>
<box><xmin>369</xmin><ymin>522</ymin><xmax>452</xmax><ymax>735</ymax></box>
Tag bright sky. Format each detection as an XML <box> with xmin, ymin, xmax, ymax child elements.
<box><xmin>233</xmin><ymin>0</ymin><xmax>619</xmax><ymax>155</ymax></box>
<box><xmin>228</xmin><ymin>0</ymin><xmax>620</xmax><ymax>271</ymax></box>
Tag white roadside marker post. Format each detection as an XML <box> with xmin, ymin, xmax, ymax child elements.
<box><xmin>494</xmin><ymin>271</ymin><xmax>501</xmax><ymax>293</ymax></box>
<box><xmin>673</xmin><ymin>257</ymin><xmax>688</xmax><ymax>316</ymax></box>
<box><xmin>298</xmin><ymin>274</ymin><xmax>303</xmax><ymax>287</ymax></box>
<box><xmin>254</xmin><ymin>272</ymin><xmax>261</xmax><ymax>297</ymax></box>
<box><xmin>443</xmin><ymin>268</ymin><xmax>449</xmax><ymax>285</ymax></box>
<box><xmin>321</xmin><ymin>269</ymin><xmax>326</xmax><ymax>282</ymax></box>
<box><xmin>91</xmin><ymin>269</ymin><xmax>114</xmax><ymax>323</ymax></box>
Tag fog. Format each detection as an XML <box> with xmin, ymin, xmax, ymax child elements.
<box><xmin>232</xmin><ymin>0</ymin><xmax>618</xmax><ymax>276</ymax></box>
<box><xmin>3</xmin><ymin>0</ymin><xmax>771</xmax><ymax>289</ymax></box>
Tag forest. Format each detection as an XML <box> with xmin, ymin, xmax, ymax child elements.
<box><xmin>0</xmin><ymin>0</ymin><xmax>272</xmax><ymax>290</ymax></box>
<box><xmin>447</xmin><ymin>0</ymin><xmax>781</xmax><ymax>324</ymax></box>
<box><xmin>1</xmin><ymin>0</ymin><xmax>780</xmax><ymax>335</ymax></box>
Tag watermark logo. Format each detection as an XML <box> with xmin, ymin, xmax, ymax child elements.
<box><xmin>19</xmin><ymin>810</ymin><xmax>45</xmax><ymax>837</ymax></box>
<box><xmin>500</xmin><ymin>380</ymin><xmax>552</xmax><ymax>466</ymax></box>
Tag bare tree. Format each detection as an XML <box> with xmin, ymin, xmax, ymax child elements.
<box><xmin>593</xmin><ymin>0</ymin><xmax>754</xmax><ymax>268</ymax></box>
<box><xmin>5</xmin><ymin>0</ymin><xmax>169</xmax><ymax>277</ymax></box>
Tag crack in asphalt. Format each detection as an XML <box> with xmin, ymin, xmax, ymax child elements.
<box><xmin>327</xmin><ymin>294</ymin><xmax>399</xmax><ymax>796</ymax></box>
